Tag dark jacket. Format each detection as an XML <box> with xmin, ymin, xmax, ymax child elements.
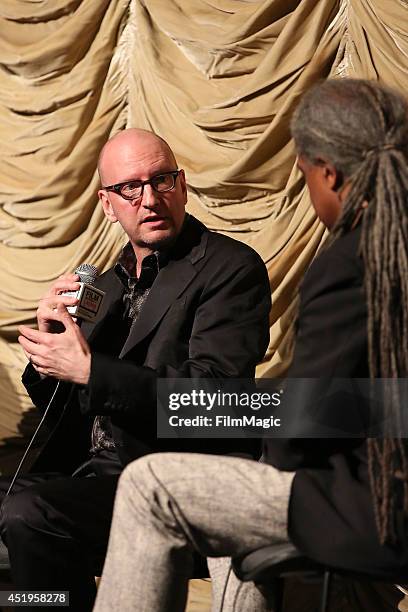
<box><xmin>24</xmin><ymin>215</ymin><xmax>271</xmax><ymax>473</ymax></box>
<box><xmin>264</xmin><ymin>225</ymin><xmax>408</xmax><ymax>581</ymax></box>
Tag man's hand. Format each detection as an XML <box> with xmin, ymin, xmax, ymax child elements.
<box><xmin>18</xmin><ymin>304</ymin><xmax>91</xmax><ymax>385</ymax></box>
<box><xmin>37</xmin><ymin>273</ymin><xmax>81</xmax><ymax>333</ymax></box>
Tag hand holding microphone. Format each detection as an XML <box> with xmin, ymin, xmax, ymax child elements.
<box><xmin>18</xmin><ymin>264</ymin><xmax>104</xmax><ymax>384</ymax></box>
<box><xmin>36</xmin><ymin>264</ymin><xmax>105</xmax><ymax>333</ymax></box>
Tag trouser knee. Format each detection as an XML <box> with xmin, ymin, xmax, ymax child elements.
<box><xmin>0</xmin><ymin>487</ymin><xmax>49</xmax><ymax>544</ymax></box>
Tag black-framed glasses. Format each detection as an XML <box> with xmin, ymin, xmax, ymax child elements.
<box><xmin>103</xmin><ymin>170</ymin><xmax>181</xmax><ymax>201</ymax></box>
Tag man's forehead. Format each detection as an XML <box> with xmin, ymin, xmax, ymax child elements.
<box><xmin>104</xmin><ymin>132</ymin><xmax>164</xmax><ymax>161</ymax></box>
<box><xmin>99</xmin><ymin>132</ymin><xmax>175</xmax><ymax>175</ymax></box>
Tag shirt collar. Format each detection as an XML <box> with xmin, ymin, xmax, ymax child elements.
<box><xmin>114</xmin><ymin>242</ymin><xmax>167</xmax><ymax>288</ymax></box>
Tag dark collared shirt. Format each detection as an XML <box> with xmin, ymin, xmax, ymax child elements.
<box><xmin>90</xmin><ymin>243</ymin><xmax>165</xmax><ymax>454</ymax></box>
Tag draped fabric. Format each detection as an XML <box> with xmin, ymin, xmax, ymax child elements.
<box><xmin>0</xmin><ymin>0</ymin><xmax>407</xmax><ymax>451</ymax></box>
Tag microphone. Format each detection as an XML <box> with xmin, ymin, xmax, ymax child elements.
<box><xmin>65</xmin><ymin>263</ymin><xmax>105</xmax><ymax>322</ymax></box>
<box><xmin>75</xmin><ymin>263</ymin><xmax>99</xmax><ymax>285</ymax></box>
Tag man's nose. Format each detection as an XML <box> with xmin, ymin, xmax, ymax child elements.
<box><xmin>141</xmin><ymin>184</ymin><xmax>160</xmax><ymax>208</ymax></box>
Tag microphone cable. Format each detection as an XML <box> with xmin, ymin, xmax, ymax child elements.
<box><xmin>4</xmin><ymin>380</ymin><xmax>73</xmax><ymax>498</ymax></box>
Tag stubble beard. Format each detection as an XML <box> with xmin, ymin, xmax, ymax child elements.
<box><xmin>135</xmin><ymin>229</ymin><xmax>178</xmax><ymax>254</ymax></box>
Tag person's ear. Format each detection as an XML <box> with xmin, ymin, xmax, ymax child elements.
<box><xmin>320</xmin><ymin>160</ymin><xmax>343</xmax><ymax>192</ymax></box>
<box><xmin>98</xmin><ymin>189</ymin><xmax>118</xmax><ymax>223</ymax></box>
<box><xmin>178</xmin><ymin>169</ymin><xmax>188</xmax><ymax>205</ymax></box>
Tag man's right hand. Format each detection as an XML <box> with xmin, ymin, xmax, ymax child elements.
<box><xmin>37</xmin><ymin>274</ymin><xmax>80</xmax><ymax>333</ymax></box>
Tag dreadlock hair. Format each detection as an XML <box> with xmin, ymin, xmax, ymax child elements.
<box><xmin>291</xmin><ymin>78</ymin><xmax>408</xmax><ymax>545</ymax></box>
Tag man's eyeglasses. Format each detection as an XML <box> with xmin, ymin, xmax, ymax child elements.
<box><xmin>102</xmin><ymin>170</ymin><xmax>181</xmax><ymax>201</ymax></box>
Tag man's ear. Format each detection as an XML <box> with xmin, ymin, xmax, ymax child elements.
<box><xmin>98</xmin><ymin>190</ymin><xmax>118</xmax><ymax>223</ymax></box>
<box><xmin>321</xmin><ymin>161</ymin><xmax>343</xmax><ymax>192</ymax></box>
<box><xmin>178</xmin><ymin>169</ymin><xmax>188</xmax><ymax>205</ymax></box>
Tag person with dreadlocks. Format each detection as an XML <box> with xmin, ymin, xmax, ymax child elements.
<box><xmin>93</xmin><ymin>78</ymin><xmax>408</xmax><ymax>612</ymax></box>
<box><xmin>283</xmin><ymin>78</ymin><xmax>408</xmax><ymax>558</ymax></box>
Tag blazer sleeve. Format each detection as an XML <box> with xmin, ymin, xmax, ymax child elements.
<box><xmin>21</xmin><ymin>364</ymin><xmax>77</xmax><ymax>436</ymax></box>
<box><xmin>263</xmin><ymin>233</ymin><xmax>368</xmax><ymax>470</ymax></box>
<box><xmin>78</xmin><ymin>248</ymin><xmax>271</xmax><ymax>421</ymax></box>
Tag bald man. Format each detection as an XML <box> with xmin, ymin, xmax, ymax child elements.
<box><xmin>2</xmin><ymin>129</ymin><xmax>271</xmax><ymax>611</ymax></box>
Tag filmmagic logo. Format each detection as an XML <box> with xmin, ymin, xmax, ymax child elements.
<box><xmin>168</xmin><ymin>389</ymin><xmax>282</xmax><ymax>411</ymax></box>
<box><xmin>168</xmin><ymin>415</ymin><xmax>281</xmax><ymax>429</ymax></box>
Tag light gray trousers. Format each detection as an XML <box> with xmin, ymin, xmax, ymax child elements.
<box><xmin>93</xmin><ymin>452</ymin><xmax>294</xmax><ymax>612</ymax></box>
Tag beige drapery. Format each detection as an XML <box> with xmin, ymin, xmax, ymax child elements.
<box><xmin>0</xmin><ymin>0</ymin><xmax>407</xmax><ymax>451</ymax></box>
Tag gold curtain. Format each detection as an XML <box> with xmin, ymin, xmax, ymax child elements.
<box><xmin>1</xmin><ymin>0</ymin><xmax>407</xmax><ymax>452</ymax></box>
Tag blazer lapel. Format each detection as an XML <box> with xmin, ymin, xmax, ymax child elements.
<box><xmin>118</xmin><ymin>257</ymin><xmax>195</xmax><ymax>357</ymax></box>
<box><xmin>119</xmin><ymin>215</ymin><xmax>208</xmax><ymax>358</ymax></box>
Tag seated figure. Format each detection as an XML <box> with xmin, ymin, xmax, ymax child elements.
<box><xmin>0</xmin><ymin>129</ymin><xmax>271</xmax><ymax>612</ymax></box>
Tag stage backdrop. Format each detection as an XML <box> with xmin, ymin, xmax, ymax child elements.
<box><xmin>0</xmin><ymin>0</ymin><xmax>407</xmax><ymax>457</ymax></box>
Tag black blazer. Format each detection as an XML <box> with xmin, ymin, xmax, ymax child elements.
<box><xmin>24</xmin><ymin>215</ymin><xmax>271</xmax><ymax>472</ymax></box>
<box><xmin>264</xmin><ymin>226</ymin><xmax>408</xmax><ymax>581</ymax></box>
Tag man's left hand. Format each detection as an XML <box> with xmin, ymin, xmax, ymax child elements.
<box><xmin>18</xmin><ymin>304</ymin><xmax>91</xmax><ymax>385</ymax></box>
